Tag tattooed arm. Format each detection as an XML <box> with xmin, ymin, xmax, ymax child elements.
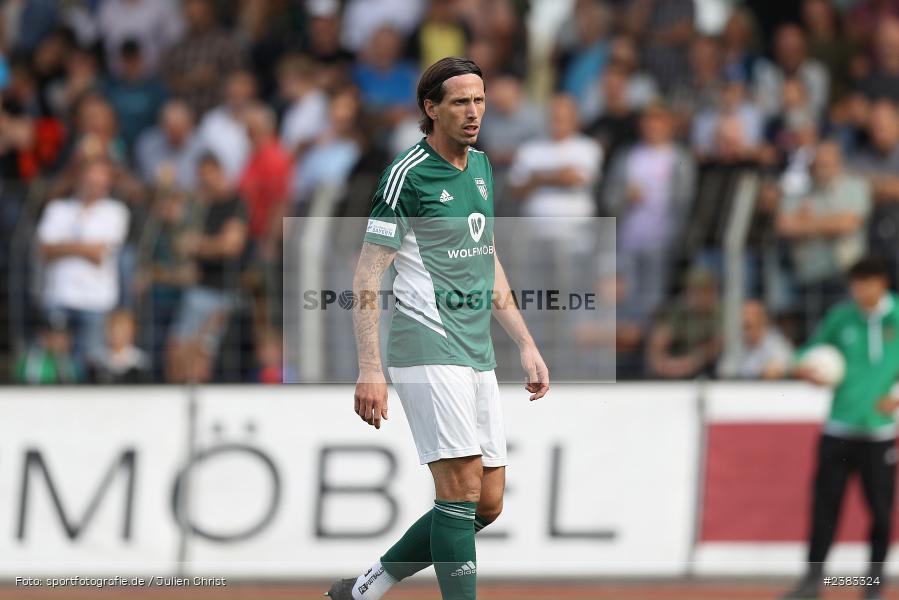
<box><xmin>352</xmin><ymin>242</ymin><xmax>397</xmax><ymax>429</ymax></box>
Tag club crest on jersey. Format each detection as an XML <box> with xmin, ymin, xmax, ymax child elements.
<box><xmin>468</xmin><ymin>212</ymin><xmax>486</xmax><ymax>242</ymax></box>
<box><xmin>474</xmin><ymin>177</ymin><xmax>488</xmax><ymax>200</ymax></box>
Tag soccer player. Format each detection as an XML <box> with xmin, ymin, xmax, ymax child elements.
<box><xmin>783</xmin><ymin>256</ymin><xmax>899</xmax><ymax>600</ymax></box>
<box><xmin>326</xmin><ymin>57</ymin><xmax>550</xmax><ymax>600</ymax></box>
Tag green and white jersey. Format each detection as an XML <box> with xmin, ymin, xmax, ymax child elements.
<box><xmin>364</xmin><ymin>138</ymin><xmax>496</xmax><ymax>370</ymax></box>
<box><xmin>798</xmin><ymin>292</ymin><xmax>899</xmax><ymax>436</ymax></box>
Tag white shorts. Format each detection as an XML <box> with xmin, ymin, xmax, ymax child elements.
<box><xmin>388</xmin><ymin>364</ymin><xmax>508</xmax><ymax>467</ymax></box>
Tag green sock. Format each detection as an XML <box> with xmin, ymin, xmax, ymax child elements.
<box><xmin>380</xmin><ymin>510</ymin><xmax>433</xmax><ymax>580</ymax></box>
<box><xmin>380</xmin><ymin>512</ymin><xmax>492</xmax><ymax>581</ymax></box>
<box><xmin>431</xmin><ymin>500</ymin><xmax>477</xmax><ymax>600</ymax></box>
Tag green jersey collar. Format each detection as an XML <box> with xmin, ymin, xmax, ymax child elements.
<box><xmin>859</xmin><ymin>292</ymin><xmax>895</xmax><ymax>321</ymax></box>
<box><xmin>420</xmin><ymin>137</ymin><xmax>472</xmax><ymax>173</ymax></box>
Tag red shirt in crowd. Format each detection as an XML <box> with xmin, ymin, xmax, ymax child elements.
<box><xmin>238</xmin><ymin>140</ymin><xmax>292</xmax><ymax>240</ymax></box>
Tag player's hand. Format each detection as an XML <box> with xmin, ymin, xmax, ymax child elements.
<box><xmin>877</xmin><ymin>396</ymin><xmax>899</xmax><ymax>415</ymax></box>
<box><xmin>520</xmin><ymin>343</ymin><xmax>549</xmax><ymax>401</ymax></box>
<box><xmin>794</xmin><ymin>364</ymin><xmax>828</xmax><ymax>386</ymax></box>
<box><xmin>355</xmin><ymin>370</ymin><xmax>389</xmax><ymax>429</ymax></box>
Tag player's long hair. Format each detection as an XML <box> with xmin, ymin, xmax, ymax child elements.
<box><xmin>416</xmin><ymin>57</ymin><xmax>484</xmax><ymax>135</ymax></box>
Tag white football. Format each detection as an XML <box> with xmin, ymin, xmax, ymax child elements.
<box><xmin>800</xmin><ymin>345</ymin><xmax>846</xmax><ymax>387</ymax></box>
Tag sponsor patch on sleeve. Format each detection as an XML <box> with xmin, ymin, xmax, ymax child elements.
<box><xmin>366</xmin><ymin>219</ymin><xmax>397</xmax><ymax>237</ymax></box>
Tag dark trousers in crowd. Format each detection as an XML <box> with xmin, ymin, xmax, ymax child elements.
<box><xmin>806</xmin><ymin>434</ymin><xmax>897</xmax><ymax>577</ymax></box>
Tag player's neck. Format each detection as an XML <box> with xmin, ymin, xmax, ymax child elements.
<box><xmin>426</xmin><ymin>132</ymin><xmax>468</xmax><ymax>171</ymax></box>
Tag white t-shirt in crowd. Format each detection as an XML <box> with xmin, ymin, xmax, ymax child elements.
<box><xmin>508</xmin><ymin>134</ymin><xmax>602</xmax><ymax>219</ymax></box>
<box><xmin>97</xmin><ymin>0</ymin><xmax>185</xmax><ymax>78</ymax></box>
<box><xmin>197</xmin><ymin>106</ymin><xmax>250</xmax><ymax>183</ymax></box>
<box><xmin>280</xmin><ymin>90</ymin><xmax>330</xmax><ymax>152</ymax></box>
<box><xmin>37</xmin><ymin>198</ymin><xmax>130</xmax><ymax>312</ymax></box>
<box><xmin>340</xmin><ymin>0</ymin><xmax>425</xmax><ymax>51</ymax></box>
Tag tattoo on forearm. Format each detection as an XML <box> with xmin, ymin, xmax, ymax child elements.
<box><xmin>353</xmin><ymin>243</ymin><xmax>396</xmax><ymax>371</ymax></box>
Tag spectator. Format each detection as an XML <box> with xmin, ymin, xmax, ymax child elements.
<box><xmin>96</xmin><ymin>0</ymin><xmax>184</xmax><ymax>79</ymax></box>
<box><xmin>101</xmin><ymin>39</ymin><xmax>167</xmax><ymax>151</ymax></box>
<box><xmin>304</xmin><ymin>2</ymin><xmax>353</xmax><ymax>91</ymax></box>
<box><xmin>160</xmin><ymin>0</ymin><xmax>242</xmax><ymax>117</ymax></box>
<box><xmin>846</xmin><ymin>0</ymin><xmax>899</xmax><ymax>45</ymax></box>
<box><xmin>9</xmin><ymin>0</ymin><xmax>59</xmax><ymax>56</ymax></box>
<box><xmin>195</xmin><ymin>70</ymin><xmax>256</xmax><ymax>183</ymax></box>
<box><xmin>720</xmin><ymin>7</ymin><xmax>762</xmax><ymax>82</ymax></box>
<box><xmin>670</xmin><ymin>36</ymin><xmax>725</xmax><ymax>130</ymax></box>
<box><xmin>584</xmin><ymin>66</ymin><xmax>640</xmax><ymax>168</ymax></box>
<box><xmin>553</xmin><ymin>0</ymin><xmax>612</xmax><ymax>116</ymax></box>
<box><xmin>684</xmin><ymin>116</ymin><xmax>762</xmax><ymax>269</ymax></box>
<box><xmin>134</xmin><ymin>99</ymin><xmax>203</xmax><ymax>190</ymax></box>
<box><xmin>29</xmin><ymin>29</ymin><xmax>74</xmax><ymax>115</ymax></box>
<box><xmin>802</xmin><ymin>0</ymin><xmax>854</xmax><ymax>105</ymax></box>
<box><xmin>580</xmin><ymin>35</ymin><xmax>658</xmax><ymax>126</ymax></box>
<box><xmin>848</xmin><ymin>100</ymin><xmax>899</xmax><ymax>281</ymax></box>
<box><xmin>277</xmin><ymin>55</ymin><xmax>330</xmax><ymax>159</ymax></box>
<box><xmin>691</xmin><ymin>71</ymin><xmax>764</xmax><ymax>161</ymax></box>
<box><xmin>460</xmin><ymin>0</ymin><xmax>528</xmax><ymax>78</ymax></box>
<box><xmin>753</xmin><ymin>24</ymin><xmax>830</xmax><ymax>119</ymax></box>
<box><xmin>612</xmin><ymin>269</ymin><xmax>649</xmax><ymax>378</ymax></box>
<box><xmin>238</xmin><ymin>103</ymin><xmax>291</xmax><ymax>259</ymax></box>
<box><xmin>570</xmin><ymin>268</ymin><xmax>646</xmax><ymax>378</ymax></box>
<box><xmin>763</xmin><ymin>80</ymin><xmax>821</xmax><ymax>202</ymax></box>
<box><xmin>466</xmin><ymin>37</ymin><xmax>501</xmax><ymax>83</ymax></box>
<box><xmin>89</xmin><ymin>308</ymin><xmax>149</xmax><ymax>383</ymax></box>
<box><xmin>166</xmin><ymin>154</ymin><xmax>248</xmax><ymax>383</ymax></box>
<box><xmin>70</xmin><ymin>92</ymin><xmax>127</xmax><ymax>164</ymax></box>
<box><xmin>507</xmin><ymin>94</ymin><xmax>602</xmax><ymax>220</ymax></box>
<box><xmin>765</xmin><ymin>77</ymin><xmax>817</xmax><ymax>161</ymax></box>
<box><xmin>293</xmin><ymin>88</ymin><xmax>363</xmax><ymax>205</ymax></box>
<box><xmin>45</xmin><ymin>45</ymin><xmax>100</xmax><ymax>119</ymax></box>
<box><xmin>13</xmin><ymin>312</ymin><xmax>82</xmax><ymax>384</ymax></box>
<box><xmin>857</xmin><ymin>18</ymin><xmax>899</xmax><ymax>102</ymax></box>
<box><xmin>624</xmin><ymin>0</ymin><xmax>695</xmax><ymax>93</ymax></box>
<box><xmin>351</xmin><ymin>26</ymin><xmax>418</xmax><ymax>122</ymax></box>
<box><xmin>721</xmin><ymin>299</ymin><xmax>794</xmax><ymax>379</ymax></box>
<box><xmin>4</xmin><ymin>56</ymin><xmax>42</xmax><ymax>119</ymax></box>
<box><xmin>36</xmin><ymin>158</ymin><xmax>130</xmax><ymax>366</ymax></box>
<box><xmin>234</xmin><ymin>0</ymin><xmax>302</xmax><ymax>100</ymax></box>
<box><xmin>478</xmin><ymin>73</ymin><xmax>544</xmax><ymax>170</ymax></box>
<box><xmin>0</xmin><ymin>87</ymin><xmax>36</xmax><ymax>181</ymax></box>
<box><xmin>777</xmin><ymin>141</ymin><xmax>871</xmax><ymax>329</ymax></box>
<box><xmin>605</xmin><ymin>102</ymin><xmax>696</xmax><ymax>327</ymax></box>
<box><xmin>408</xmin><ymin>0</ymin><xmax>471</xmax><ymax>72</ymax></box>
<box><xmin>134</xmin><ymin>190</ymin><xmax>201</xmax><ymax>378</ymax></box>
<box><xmin>777</xmin><ymin>120</ymin><xmax>820</xmax><ymax>201</ymax></box>
<box><xmin>647</xmin><ymin>267</ymin><xmax>721</xmax><ymax>379</ymax></box>
<box><xmin>340</xmin><ymin>0</ymin><xmax>426</xmax><ymax>53</ymax></box>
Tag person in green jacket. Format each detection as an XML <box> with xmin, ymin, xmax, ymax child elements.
<box><xmin>784</xmin><ymin>256</ymin><xmax>899</xmax><ymax>600</ymax></box>
<box><xmin>13</xmin><ymin>313</ymin><xmax>83</xmax><ymax>384</ymax></box>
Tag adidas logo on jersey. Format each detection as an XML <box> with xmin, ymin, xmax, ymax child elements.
<box><xmin>439</xmin><ymin>189</ymin><xmax>454</xmax><ymax>203</ymax></box>
<box><xmin>450</xmin><ymin>561</ymin><xmax>477</xmax><ymax>577</ymax></box>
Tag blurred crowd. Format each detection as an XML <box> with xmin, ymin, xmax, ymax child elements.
<box><xmin>2</xmin><ymin>0</ymin><xmax>899</xmax><ymax>383</ymax></box>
